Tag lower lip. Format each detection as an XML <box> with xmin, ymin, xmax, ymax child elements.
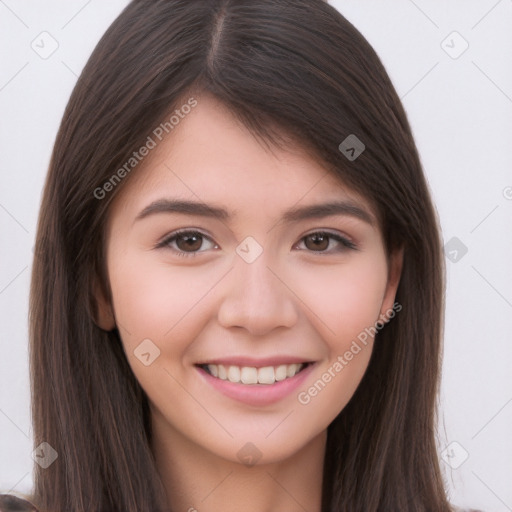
<box><xmin>196</xmin><ymin>363</ymin><xmax>316</xmax><ymax>406</ymax></box>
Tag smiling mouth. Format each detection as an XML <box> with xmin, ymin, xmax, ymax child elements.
<box><xmin>196</xmin><ymin>362</ymin><xmax>312</xmax><ymax>385</ymax></box>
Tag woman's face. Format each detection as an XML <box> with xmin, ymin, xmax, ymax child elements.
<box><xmin>95</xmin><ymin>93</ymin><xmax>402</xmax><ymax>465</ymax></box>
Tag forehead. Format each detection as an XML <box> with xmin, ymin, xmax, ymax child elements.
<box><xmin>109</xmin><ymin>93</ymin><xmax>377</xmax><ymax>223</ymax></box>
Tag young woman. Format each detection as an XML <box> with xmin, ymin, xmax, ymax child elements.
<box><xmin>0</xmin><ymin>1</ymin><xmax>483</xmax><ymax>511</ymax></box>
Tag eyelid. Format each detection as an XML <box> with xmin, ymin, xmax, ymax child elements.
<box><xmin>296</xmin><ymin>229</ymin><xmax>358</xmax><ymax>251</ymax></box>
<box><xmin>300</xmin><ymin>228</ymin><xmax>357</xmax><ymax>246</ymax></box>
<box><xmin>155</xmin><ymin>228</ymin><xmax>218</xmax><ymax>253</ymax></box>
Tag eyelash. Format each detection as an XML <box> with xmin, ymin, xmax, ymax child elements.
<box><xmin>155</xmin><ymin>229</ymin><xmax>358</xmax><ymax>258</ymax></box>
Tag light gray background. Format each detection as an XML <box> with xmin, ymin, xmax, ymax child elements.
<box><xmin>1</xmin><ymin>1</ymin><xmax>511</xmax><ymax>510</ymax></box>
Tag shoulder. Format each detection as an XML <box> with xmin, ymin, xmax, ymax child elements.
<box><xmin>0</xmin><ymin>494</ymin><xmax>39</xmax><ymax>512</ymax></box>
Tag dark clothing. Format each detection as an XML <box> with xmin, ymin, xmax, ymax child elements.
<box><xmin>0</xmin><ymin>494</ymin><xmax>38</xmax><ymax>511</ymax></box>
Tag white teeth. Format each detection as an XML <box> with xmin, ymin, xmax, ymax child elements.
<box><xmin>227</xmin><ymin>366</ymin><xmax>241</xmax><ymax>383</ymax></box>
<box><xmin>204</xmin><ymin>362</ymin><xmax>305</xmax><ymax>385</ymax></box>
<box><xmin>217</xmin><ymin>364</ymin><xmax>227</xmax><ymax>380</ymax></box>
<box><xmin>275</xmin><ymin>364</ymin><xmax>288</xmax><ymax>381</ymax></box>
<box><xmin>240</xmin><ymin>367</ymin><xmax>258</xmax><ymax>384</ymax></box>
<box><xmin>257</xmin><ymin>366</ymin><xmax>275</xmax><ymax>384</ymax></box>
<box><xmin>287</xmin><ymin>363</ymin><xmax>299</xmax><ymax>377</ymax></box>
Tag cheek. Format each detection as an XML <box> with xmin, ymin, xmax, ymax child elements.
<box><xmin>295</xmin><ymin>255</ymin><xmax>388</xmax><ymax>348</ymax></box>
<box><xmin>291</xmin><ymin>255</ymin><xmax>388</xmax><ymax>418</ymax></box>
<box><xmin>107</xmin><ymin>252</ymin><xmax>223</xmax><ymax>406</ymax></box>
<box><xmin>108</xmin><ymin>251</ymin><xmax>219</xmax><ymax>354</ymax></box>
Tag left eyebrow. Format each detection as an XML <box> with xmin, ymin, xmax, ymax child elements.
<box><xmin>281</xmin><ymin>200</ymin><xmax>375</xmax><ymax>226</ymax></box>
<box><xmin>133</xmin><ymin>198</ymin><xmax>376</xmax><ymax>227</ymax></box>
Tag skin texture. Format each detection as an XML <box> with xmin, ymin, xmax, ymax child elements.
<box><xmin>94</xmin><ymin>93</ymin><xmax>403</xmax><ymax>512</ymax></box>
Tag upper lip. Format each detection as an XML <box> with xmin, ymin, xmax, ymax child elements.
<box><xmin>196</xmin><ymin>356</ymin><xmax>315</xmax><ymax>368</ymax></box>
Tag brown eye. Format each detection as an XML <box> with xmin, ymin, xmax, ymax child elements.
<box><xmin>304</xmin><ymin>233</ymin><xmax>330</xmax><ymax>251</ymax></box>
<box><xmin>157</xmin><ymin>230</ymin><xmax>217</xmax><ymax>257</ymax></box>
<box><xmin>175</xmin><ymin>232</ymin><xmax>203</xmax><ymax>252</ymax></box>
<box><xmin>297</xmin><ymin>231</ymin><xmax>357</xmax><ymax>253</ymax></box>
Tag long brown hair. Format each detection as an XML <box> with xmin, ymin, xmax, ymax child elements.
<box><xmin>26</xmin><ymin>0</ymin><xmax>451</xmax><ymax>510</ymax></box>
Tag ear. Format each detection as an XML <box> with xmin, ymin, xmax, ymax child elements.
<box><xmin>379</xmin><ymin>246</ymin><xmax>404</xmax><ymax>321</ymax></box>
<box><xmin>91</xmin><ymin>275</ymin><xmax>116</xmax><ymax>331</ymax></box>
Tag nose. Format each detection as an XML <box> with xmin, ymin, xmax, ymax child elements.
<box><xmin>216</xmin><ymin>248</ymin><xmax>299</xmax><ymax>336</ymax></box>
